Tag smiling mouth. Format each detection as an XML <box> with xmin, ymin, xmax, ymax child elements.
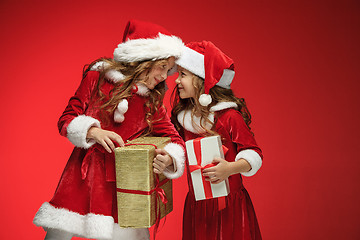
<box><xmin>154</xmin><ymin>78</ymin><xmax>161</xmax><ymax>84</ymax></box>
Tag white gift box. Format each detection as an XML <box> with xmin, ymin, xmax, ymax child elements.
<box><xmin>185</xmin><ymin>136</ymin><xmax>230</xmax><ymax>201</ymax></box>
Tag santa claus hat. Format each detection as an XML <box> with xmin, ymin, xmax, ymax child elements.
<box><xmin>176</xmin><ymin>41</ymin><xmax>235</xmax><ymax>106</ymax></box>
<box><xmin>113</xmin><ymin>19</ymin><xmax>184</xmax><ymax>62</ymax></box>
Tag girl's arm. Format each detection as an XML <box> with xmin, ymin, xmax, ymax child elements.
<box><xmin>151</xmin><ymin>106</ymin><xmax>185</xmax><ymax>179</ymax></box>
<box><xmin>202</xmin><ymin>157</ymin><xmax>251</xmax><ymax>184</ymax></box>
<box><xmin>203</xmin><ymin>110</ymin><xmax>263</xmax><ymax>183</ymax></box>
<box><xmin>58</xmin><ymin>71</ymin><xmax>123</xmax><ymax>151</ymax></box>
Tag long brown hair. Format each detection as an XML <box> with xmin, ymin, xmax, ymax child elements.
<box><xmin>83</xmin><ymin>57</ymin><xmax>167</xmax><ymax>131</ymax></box>
<box><xmin>171</xmin><ymin>74</ymin><xmax>253</xmax><ymax>136</ymax></box>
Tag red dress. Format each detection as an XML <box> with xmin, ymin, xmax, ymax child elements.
<box><xmin>33</xmin><ymin>71</ymin><xmax>185</xmax><ymax>240</ymax></box>
<box><xmin>178</xmin><ymin>106</ymin><xmax>262</xmax><ymax>240</ymax></box>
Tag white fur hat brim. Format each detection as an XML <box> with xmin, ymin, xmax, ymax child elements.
<box><xmin>113</xmin><ymin>33</ymin><xmax>184</xmax><ymax>62</ymax></box>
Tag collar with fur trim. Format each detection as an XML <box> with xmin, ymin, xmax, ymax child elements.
<box><xmin>177</xmin><ymin>101</ymin><xmax>238</xmax><ymax>134</ymax></box>
<box><xmin>90</xmin><ymin>62</ymin><xmax>150</xmax><ymax>97</ymax></box>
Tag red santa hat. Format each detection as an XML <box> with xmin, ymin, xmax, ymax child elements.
<box><xmin>113</xmin><ymin>19</ymin><xmax>184</xmax><ymax>62</ymax></box>
<box><xmin>175</xmin><ymin>41</ymin><xmax>235</xmax><ymax>106</ymax></box>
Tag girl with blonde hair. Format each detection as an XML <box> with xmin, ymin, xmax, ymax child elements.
<box><xmin>33</xmin><ymin>20</ymin><xmax>186</xmax><ymax>240</ymax></box>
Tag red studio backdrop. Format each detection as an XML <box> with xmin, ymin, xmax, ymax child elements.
<box><xmin>0</xmin><ymin>1</ymin><xmax>359</xmax><ymax>239</ymax></box>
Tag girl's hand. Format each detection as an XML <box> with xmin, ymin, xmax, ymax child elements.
<box><xmin>153</xmin><ymin>149</ymin><xmax>174</xmax><ymax>174</ymax></box>
<box><xmin>86</xmin><ymin>127</ymin><xmax>125</xmax><ymax>153</ymax></box>
<box><xmin>202</xmin><ymin>157</ymin><xmax>232</xmax><ymax>184</ymax></box>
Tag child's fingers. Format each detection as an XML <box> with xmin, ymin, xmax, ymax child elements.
<box><xmin>155</xmin><ymin>148</ymin><xmax>167</xmax><ymax>155</ymax></box>
<box><xmin>111</xmin><ymin>133</ymin><xmax>125</xmax><ymax>147</ymax></box>
<box><xmin>153</xmin><ymin>158</ymin><xmax>166</xmax><ymax>169</ymax></box>
<box><xmin>155</xmin><ymin>154</ymin><xmax>166</xmax><ymax>163</ymax></box>
<box><xmin>212</xmin><ymin>157</ymin><xmax>225</xmax><ymax>164</ymax></box>
<box><xmin>153</xmin><ymin>161</ymin><xmax>165</xmax><ymax>173</ymax></box>
<box><xmin>104</xmin><ymin>138</ymin><xmax>116</xmax><ymax>151</ymax></box>
<box><xmin>204</xmin><ymin>175</ymin><xmax>218</xmax><ymax>182</ymax></box>
<box><xmin>202</xmin><ymin>171</ymin><xmax>216</xmax><ymax>177</ymax></box>
<box><xmin>202</xmin><ymin>166</ymin><xmax>217</xmax><ymax>174</ymax></box>
<box><xmin>153</xmin><ymin>167</ymin><xmax>161</xmax><ymax>174</ymax></box>
<box><xmin>100</xmin><ymin>139</ymin><xmax>112</xmax><ymax>153</ymax></box>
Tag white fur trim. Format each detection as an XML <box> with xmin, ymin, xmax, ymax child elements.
<box><xmin>162</xmin><ymin>143</ymin><xmax>185</xmax><ymax>179</ymax></box>
<box><xmin>176</xmin><ymin>47</ymin><xmax>235</xmax><ymax>89</ymax></box>
<box><xmin>177</xmin><ymin>110</ymin><xmax>214</xmax><ymax>134</ymax></box>
<box><xmin>91</xmin><ymin>61</ymin><xmax>110</xmax><ymax>71</ymax></box>
<box><xmin>177</xmin><ymin>101</ymin><xmax>237</xmax><ymax>134</ymax></box>
<box><xmin>113</xmin><ymin>224</ymin><xmax>149</xmax><ymax>240</ymax></box>
<box><xmin>209</xmin><ymin>101</ymin><xmax>238</xmax><ymax>112</ymax></box>
<box><xmin>114</xmin><ymin>33</ymin><xmax>184</xmax><ymax>62</ymax></box>
<box><xmin>33</xmin><ymin>202</ymin><xmax>114</xmax><ymax>240</ymax></box>
<box><xmin>199</xmin><ymin>94</ymin><xmax>212</xmax><ymax>106</ymax></box>
<box><xmin>235</xmin><ymin>149</ymin><xmax>262</xmax><ymax>177</ymax></box>
<box><xmin>66</xmin><ymin>115</ymin><xmax>101</xmax><ymax>149</ymax></box>
<box><xmin>90</xmin><ymin>61</ymin><xmax>125</xmax><ymax>83</ymax></box>
<box><xmin>135</xmin><ymin>83</ymin><xmax>150</xmax><ymax>97</ymax></box>
<box><xmin>176</xmin><ymin>46</ymin><xmax>205</xmax><ymax>78</ymax></box>
<box><xmin>217</xmin><ymin>69</ymin><xmax>235</xmax><ymax>89</ymax></box>
<box><xmin>106</xmin><ymin>69</ymin><xmax>126</xmax><ymax>83</ymax></box>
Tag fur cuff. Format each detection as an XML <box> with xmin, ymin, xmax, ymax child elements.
<box><xmin>33</xmin><ymin>202</ymin><xmax>114</xmax><ymax>239</ymax></box>
<box><xmin>162</xmin><ymin>143</ymin><xmax>185</xmax><ymax>179</ymax></box>
<box><xmin>235</xmin><ymin>149</ymin><xmax>262</xmax><ymax>177</ymax></box>
<box><xmin>66</xmin><ymin>115</ymin><xmax>101</xmax><ymax>149</ymax></box>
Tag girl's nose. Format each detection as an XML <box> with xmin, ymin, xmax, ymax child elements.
<box><xmin>175</xmin><ymin>77</ymin><xmax>180</xmax><ymax>84</ymax></box>
<box><xmin>161</xmin><ymin>71</ymin><xmax>168</xmax><ymax>80</ymax></box>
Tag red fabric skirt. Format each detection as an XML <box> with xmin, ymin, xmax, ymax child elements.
<box><xmin>182</xmin><ymin>187</ymin><xmax>262</xmax><ymax>240</ymax></box>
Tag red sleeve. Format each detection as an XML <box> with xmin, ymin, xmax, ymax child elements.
<box><xmin>57</xmin><ymin>71</ymin><xmax>100</xmax><ymax>136</ymax></box>
<box><xmin>218</xmin><ymin>109</ymin><xmax>263</xmax><ymax>159</ymax></box>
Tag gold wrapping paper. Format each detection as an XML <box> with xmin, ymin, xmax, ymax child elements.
<box><xmin>114</xmin><ymin>137</ymin><xmax>173</xmax><ymax>228</ymax></box>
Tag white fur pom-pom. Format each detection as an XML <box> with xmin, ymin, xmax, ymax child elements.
<box><xmin>199</xmin><ymin>94</ymin><xmax>212</xmax><ymax>106</ymax></box>
<box><xmin>114</xmin><ymin>99</ymin><xmax>128</xmax><ymax>123</ymax></box>
<box><xmin>105</xmin><ymin>69</ymin><xmax>126</xmax><ymax>83</ymax></box>
<box><xmin>114</xmin><ymin>111</ymin><xmax>125</xmax><ymax>123</ymax></box>
<box><xmin>90</xmin><ymin>61</ymin><xmax>110</xmax><ymax>71</ymax></box>
<box><xmin>117</xmin><ymin>99</ymin><xmax>128</xmax><ymax>113</ymax></box>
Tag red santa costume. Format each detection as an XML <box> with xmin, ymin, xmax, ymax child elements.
<box><xmin>33</xmin><ymin>20</ymin><xmax>185</xmax><ymax>240</ymax></box>
<box><xmin>174</xmin><ymin>41</ymin><xmax>263</xmax><ymax>240</ymax></box>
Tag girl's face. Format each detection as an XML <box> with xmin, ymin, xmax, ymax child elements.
<box><xmin>175</xmin><ymin>67</ymin><xmax>196</xmax><ymax>99</ymax></box>
<box><xmin>141</xmin><ymin>57</ymin><xmax>175</xmax><ymax>89</ymax></box>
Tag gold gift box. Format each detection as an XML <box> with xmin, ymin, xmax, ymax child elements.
<box><xmin>114</xmin><ymin>137</ymin><xmax>173</xmax><ymax>228</ymax></box>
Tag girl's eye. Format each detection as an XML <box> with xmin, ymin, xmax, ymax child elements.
<box><xmin>162</xmin><ymin>65</ymin><xmax>167</xmax><ymax>69</ymax></box>
<box><xmin>181</xmin><ymin>72</ymin><xmax>186</xmax><ymax>76</ymax></box>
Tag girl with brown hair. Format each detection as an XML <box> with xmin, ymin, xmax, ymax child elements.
<box><xmin>171</xmin><ymin>41</ymin><xmax>263</xmax><ymax>240</ymax></box>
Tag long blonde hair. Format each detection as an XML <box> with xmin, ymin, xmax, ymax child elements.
<box><xmin>171</xmin><ymin>74</ymin><xmax>253</xmax><ymax>136</ymax></box>
<box><xmin>83</xmin><ymin>57</ymin><xmax>168</xmax><ymax>131</ymax></box>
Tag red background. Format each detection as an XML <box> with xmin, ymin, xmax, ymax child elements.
<box><xmin>1</xmin><ymin>0</ymin><xmax>359</xmax><ymax>239</ymax></box>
